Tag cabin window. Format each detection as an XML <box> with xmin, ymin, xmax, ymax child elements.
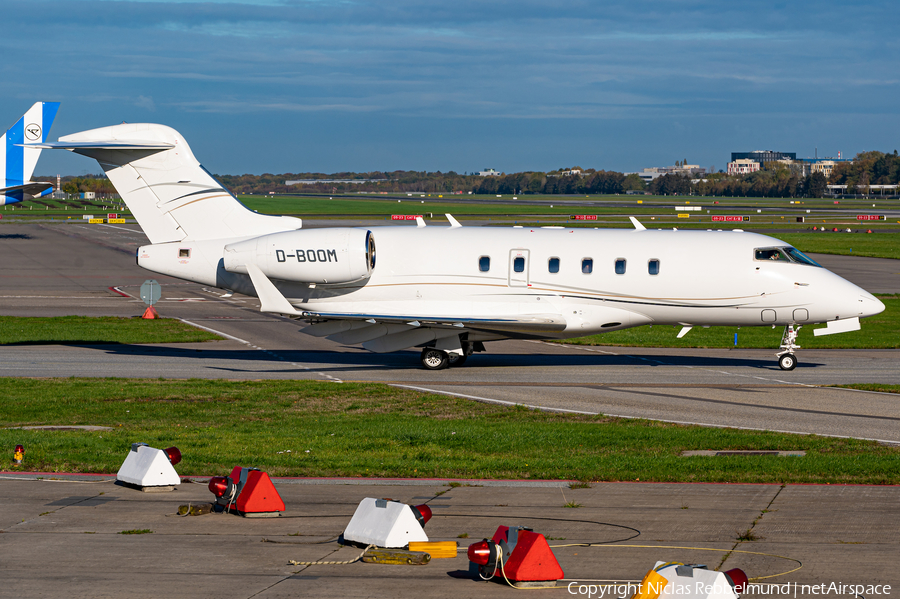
<box><xmin>648</xmin><ymin>259</ymin><xmax>660</xmax><ymax>275</ymax></box>
<box><xmin>548</xmin><ymin>257</ymin><xmax>560</xmax><ymax>273</ymax></box>
<box><xmin>178</xmin><ymin>248</ymin><xmax>191</xmax><ymax>258</ymax></box>
<box><xmin>615</xmin><ymin>258</ymin><xmax>626</xmax><ymax>274</ymax></box>
<box><xmin>582</xmin><ymin>258</ymin><xmax>593</xmax><ymax>274</ymax></box>
<box><xmin>479</xmin><ymin>256</ymin><xmax>491</xmax><ymax>272</ymax></box>
<box><xmin>513</xmin><ymin>257</ymin><xmax>525</xmax><ymax>273</ymax></box>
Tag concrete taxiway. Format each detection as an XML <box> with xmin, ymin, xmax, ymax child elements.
<box><xmin>1</xmin><ymin>220</ymin><xmax>898</xmax><ymax>598</ymax></box>
<box><xmin>0</xmin><ymin>475</ymin><xmax>896</xmax><ymax>598</ymax></box>
<box><xmin>1</xmin><ymin>221</ymin><xmax>899</xmax><ymax>443</ymax></box>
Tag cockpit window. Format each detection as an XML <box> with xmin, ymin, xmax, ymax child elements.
<box><xmin>783</xmin><ymin>247</ymin><xmax>822</xmax><ymax>267</ymax></box>
<box><xmin>754</xmin><ymin>247</ymin><xmax>822</xmax><ymax>267</ymax></box>
<box><xmin>755</xmin><ymin>248</ymin><xmax>790</xmax><ymax>262</ymax></box>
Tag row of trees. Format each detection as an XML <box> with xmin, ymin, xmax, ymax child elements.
<box><xmin>652</xmin><ymin>170</ymin><xmax>828</xmax><ymax>198</ymax></box>
<box><xmin>40</xmin><ymin>151</ymin><xmax>900</xmax><ymax>199</ymax></box>
<box><xmin>55</xmin><ymin>175</ymin><xmax>117</xmax><ymax>195</ymax></box>
<box><xmin>471</xmin><ymin>170</ymin><xmax>630</xmax><ymax>195</ymax></box>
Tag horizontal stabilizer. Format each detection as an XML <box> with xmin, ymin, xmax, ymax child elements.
<box><xmin>813</xmin><ymin>317</ymin><xmax>861</xmax><ymax>336</ymax></box>
<box><xmin>27</xmin><ymin>140</ymin><xmax>174</xmax><ymax>150</ymax></box>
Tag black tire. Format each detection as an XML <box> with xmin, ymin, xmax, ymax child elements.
<box><xmin>778</xmin><ymin>353</ymin><xmax>797</xmax><ymax>371</ymax></box>
<box><xmin>447</xmin><ymin>353</ymin><xmax>468</xmax><ymax>367</ymax></box>
<box><xmin>421</xmin><ymin>348</ymin><xmax>449</xmax><ymax>370</ymax></box>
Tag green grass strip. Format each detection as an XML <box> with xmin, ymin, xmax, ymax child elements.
<box><xmin>1</xmin><ymin>379</ymin><xmax>897</xmax><ymax>484</ymax></box>
<box><xmin>834</xmin><ymin>384</ymin><xmax>900</xmax><ymax>394</ymax></box>
<box><xmin>0</xmin><ymin>316</ymin><xmax>221</xmax><ymax>345</ymax></box>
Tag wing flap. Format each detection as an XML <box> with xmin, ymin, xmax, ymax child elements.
<box><xmin>302</xmin><ymin>310</ymin><xmax>567</xmax><ymax>335</ymax></box>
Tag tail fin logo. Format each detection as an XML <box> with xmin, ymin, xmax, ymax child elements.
<box><xmin>25</xmin><ymin>124</ymin><xmax>41</xmax><ymax>141</ymax></box>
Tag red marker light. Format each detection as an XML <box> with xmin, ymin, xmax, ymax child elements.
<box><xmin>164</xmin><ymin>447</ymin><xmax>182</xmax><ymax>466</ymax></box>
<box><xmin>411</xmin><ymin>504</ymin><xmax>432</xmax><ymax>527</ymax></box>
<box><xmin>208</xmin><ymin>476</ymin><xmax>229</xmax><ymax>498</ymax></box>
<box><xmin>467</xmin><ymin>540</ymin><xmax>492</xmax><ymax>566</ymax></box>
<box><xmin>724</xmin><ymin>568</ymin><xmax>748</xmax><ymax>593</ymax></box>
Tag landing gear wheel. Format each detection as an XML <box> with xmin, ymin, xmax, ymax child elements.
<box><xmin>778</xmin><ymin>353</ymin><xmax>797</xmax><ymax>371</ymax></box>
<box><xmin>447</xmin><ymin>353</ymin><xmax>467</xmax><ymax>367</ymax></box>
<box><xmin>421</xmin><ymin>348</ymin><xmax>450</xmax><ymax>370</ymax></box>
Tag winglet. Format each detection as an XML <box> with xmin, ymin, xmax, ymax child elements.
<box><xmin>245</xmin><ymin>264</ymin><xmax>303</xmax><ymax>315</ymax></box>
<box><xmin>677</xmin><ymin>325</ymin><xmax>692</xmax><ymax>339</ymax></box>
<box><xmin>629</xmin><ymin>216</ymin><xmax>646</xmax><ymax>231</ymax></box>
<box><xmin>445</xmin><ymin>214</ymin><xmax>462</xmax><ymax>228</ymax></box>
<box><xmin>415</xmin><ymin>216</ymin><xmax>426</xmax><ymax>227</ymax></box>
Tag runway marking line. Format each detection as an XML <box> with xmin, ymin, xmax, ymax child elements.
<box><xmin>177</xmin><ymin>318</ymin><xmax>341</xmax><ymax>383</ymax></box>
<box><xmin>389</xmin><ymin>384</ymin><xmax>900</xmax><ymax>446</ymax></box>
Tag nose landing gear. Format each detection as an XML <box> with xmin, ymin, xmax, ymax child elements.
<box><xmin>775</xmin><ymin>325</ymin><xmax>801</xmax><ymax>370</ymax></box>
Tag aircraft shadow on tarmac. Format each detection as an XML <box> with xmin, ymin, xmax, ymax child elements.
<box><xmin>76</xmin><ymin>344</ymin><xmax>824</xmax><ymax>372</ymax></box>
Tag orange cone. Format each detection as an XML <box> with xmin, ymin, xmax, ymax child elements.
<box><xmin>142</xmin><ymin>306</ymin><xmax>159</xmax><ymax>319</ymax></box>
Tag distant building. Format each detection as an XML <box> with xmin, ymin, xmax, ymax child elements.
<box><xmin>731</xmin><ymin>151</ymin><xmax>796</xmax><ymax>164</ymax></box>
<box><xmin>810</xmin><ymin>160</ymin><xmax>837</xmax><ymax>178</ymax></box>
<box><xmin>477</xmin><ymin>169</ymin><xmax>501</xmax><ymax>177</ymax></box>
<box><xmin>627</xmin><ymin>164</ymin><xmax>706</xmax><ymax>183</ymax></box>
<box><xmin>727</xmin><ymin>159</ymin><xmax>761</xmax><ymax>176</ymax></box>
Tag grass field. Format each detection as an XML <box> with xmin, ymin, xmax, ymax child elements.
<box><xmin>0</xmin><ymin>316</ymin><xmax>221</xmax><ymax>345</ymax></box>
<box><xmin>564</xmin><ymin>295</ymin><xmax>898</xmax><ymax>349</ymax></box>
<box><xmin>774</xmin><ymin>233</ymin><xmax>900</xmax><ymax>259</ymax></box>
<box><xmin>1</xmin><ymin>379</ymin><xmax>897</xmax><ymax>484</ymax></box>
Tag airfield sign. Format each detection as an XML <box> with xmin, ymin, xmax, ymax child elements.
<box><xmin>140</xmin><ymin>280</ymin><xmax>161</xmax><ymax>306</ymax></box>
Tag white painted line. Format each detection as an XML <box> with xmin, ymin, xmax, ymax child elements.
<box><xmin>177</xmin><ymin>319</ymin><xmax>340</xmax><ymax>382</ymax></box>
<box><xmin>393</xmin><ymin>384</ymin><xmax>899</xmax><ymax>445</ymax></box>
<box><xmin>177</xmin><ymin>319</ymin><xmax>253</xmax><ymax>345</ymax></box>
<box><xmin>97</xmin><ymin>223</ymin><xmax>141</xmax><ymax>233</ymax></box>
<box><xmin>391</xmin><ymin>384</ymin><xmax>597</xmax><ymax>415</ymax></box>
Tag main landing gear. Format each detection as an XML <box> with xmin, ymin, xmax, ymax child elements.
<box><xmin>420</xmin><ymin>342</ymin><xmax>475</xmax><ymax>370</ymax></box>
<box><xmin>776</xmin><ymin>325</ymin><xmax>801</xmax><ymax>371</ymax></box>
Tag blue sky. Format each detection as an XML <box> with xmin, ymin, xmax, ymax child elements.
<box><xmin>2</xmin><ymin>0</ymin><xmax>898</xmax><ymax>176</ymax></box>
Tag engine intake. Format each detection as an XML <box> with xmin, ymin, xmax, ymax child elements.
<box><xmin>223</xmin><ymin>228</ymin><xmax>374</xmax><ymax>284</ymax></box>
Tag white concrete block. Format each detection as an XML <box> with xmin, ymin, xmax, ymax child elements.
<box><xmin>343</xmin><ymin>498</ymin><xmax>429</xmax><ymax>548</ymax></box>
<box><xmin>649</xmin><ymin>562</ymin><xmax>739</xmax><ymax>599</ymax></box>
<box><xmin>116</xmin><ymin>443</ymin><xmax>180</xmax><ymax>488</ymax></box>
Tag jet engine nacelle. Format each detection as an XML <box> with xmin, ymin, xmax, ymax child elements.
<box><xmin>223</xmin><ymin>228</ymin><xmax>375</xmax><ymax>284</ymax></box>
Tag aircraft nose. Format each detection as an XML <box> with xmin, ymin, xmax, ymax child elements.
<box><xmin>859</xmin><ymin>292</ymin><xmax>885</xmax><ymax>318</ymax></box>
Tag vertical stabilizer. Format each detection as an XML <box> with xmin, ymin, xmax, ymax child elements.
<box><xmin>47</xmin><ymin>123</ymin><xmax>302</xmax><ymax>243</ymax></box>
<box><xmin>0</xmin><ymin>101</ymin><xmax>59</xmax><ymax>204</ymax></box>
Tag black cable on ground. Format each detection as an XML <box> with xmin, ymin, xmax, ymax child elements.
<box><xmin>437</xmin><ymin>513</ymin><xmax>641</xmax><ymax>544</ymax></box>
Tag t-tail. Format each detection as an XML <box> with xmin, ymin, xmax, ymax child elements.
<box><xmin>36</xmin><ymin>123</ymin><xmax>301</xmax><ymax>243</ymax></box>
<box><xmin>0</xmin><ymin>101</ymin><xmax>60</xmax><ymax>205</ymax></box>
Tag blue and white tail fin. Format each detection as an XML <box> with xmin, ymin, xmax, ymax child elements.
<box><xmin>38</xmin><ymin>123</ymin><xmax>301</xmax><ymax>243</ymax></box>
<box><xmin>0</xmin><ymin>102</ymin><xmax>60</xmax><ymax>205</ymax></box>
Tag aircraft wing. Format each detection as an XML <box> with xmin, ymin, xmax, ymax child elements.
<box><xmin>1</xmin><ymin>182</ymin><xmax>54</xmax><ymax>204</ymax></box>
<box><xmin>242</xmin><ymin>263</ymin><xmax>566</xmax><ymax>352</ymax></box>
<box><xmin>300</xmin><ymin>310</ymin><xmax>568</xmax><ymax>335</ymax></box>
<box><xmin>1</xmin><ymin>182</ymin><xmax>53</xmax><ymax>196</ymax></box>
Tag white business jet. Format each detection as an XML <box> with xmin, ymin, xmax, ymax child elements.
<box><xmin>36</xmin><ymin>123</ymin><xmax>884</xmax><ymax>370</ymax></box>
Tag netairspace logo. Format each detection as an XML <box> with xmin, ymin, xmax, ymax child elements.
<box><xmin>567</xmin><ymin>582</ymin><xmax>893</xmax><ymax>598</ymax></box>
